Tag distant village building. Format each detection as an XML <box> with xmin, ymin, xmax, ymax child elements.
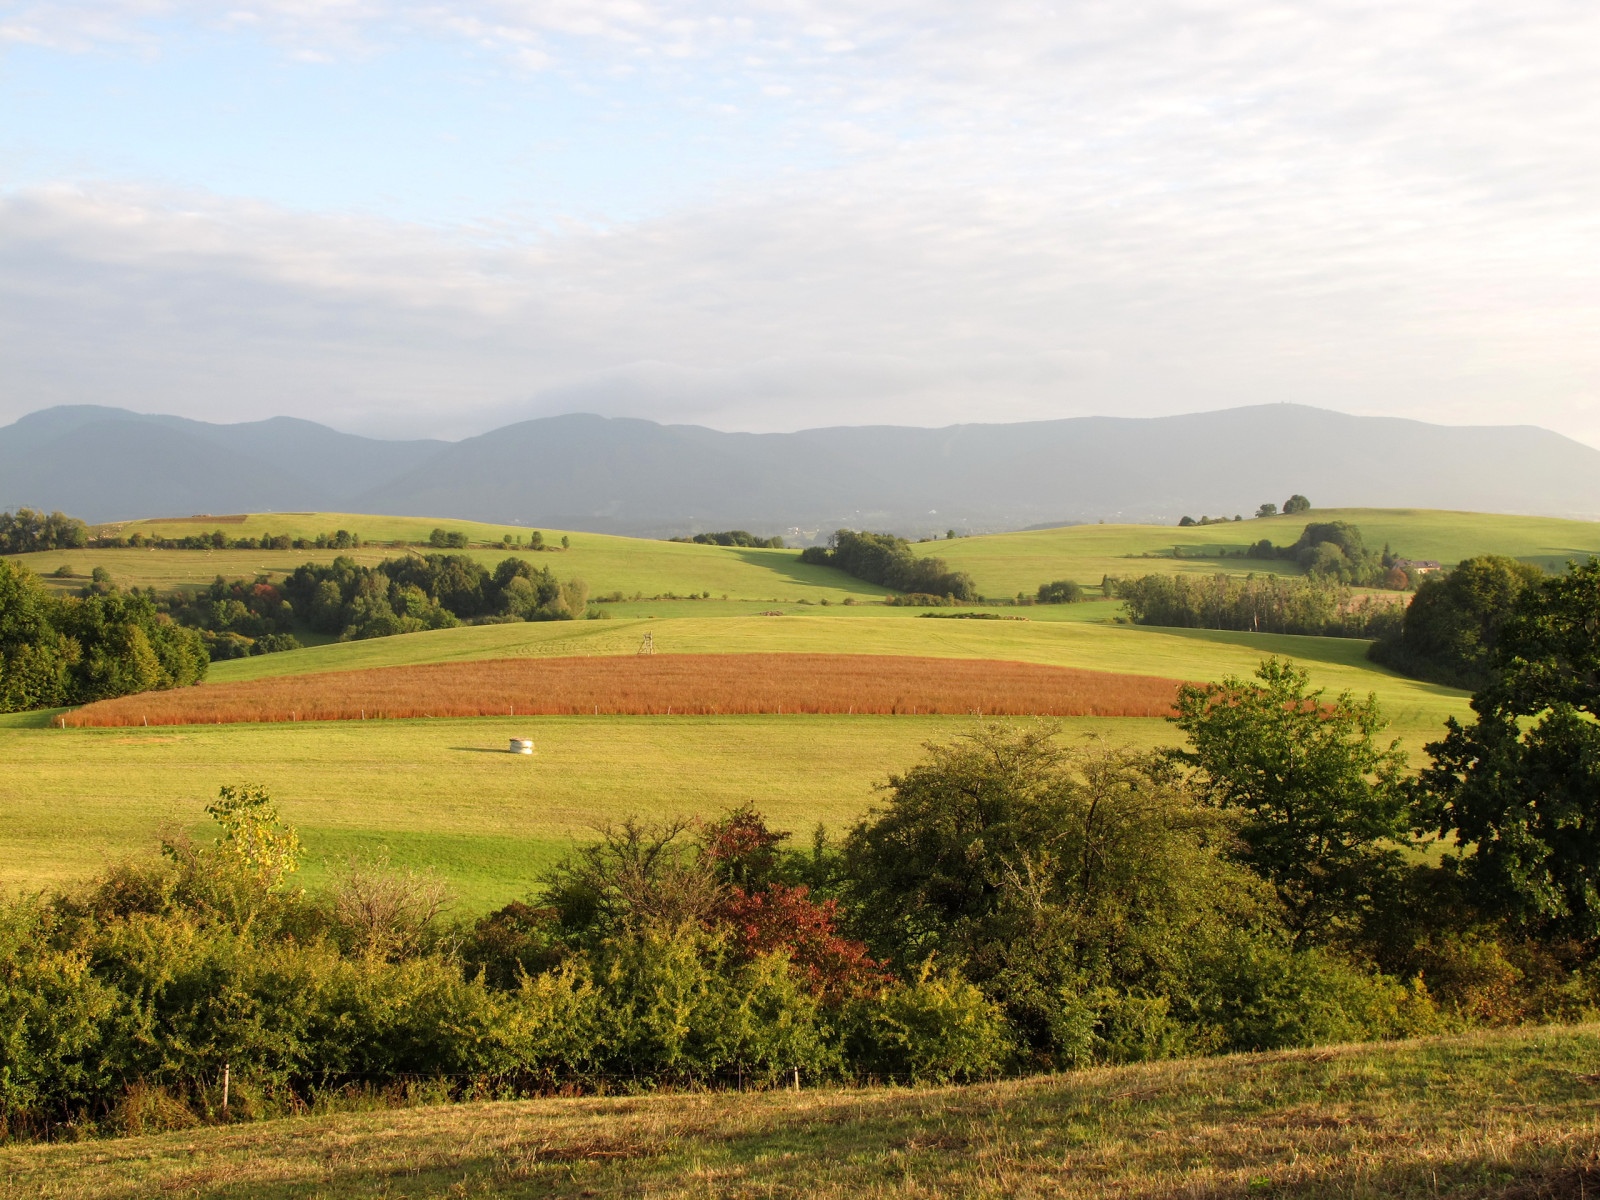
<box><xmin>1394</xmin><ymin>559</ymin><xmax>1443</xmax><ymax>574</ymax></box>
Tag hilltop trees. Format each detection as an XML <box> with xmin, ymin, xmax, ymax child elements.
<box><xmin>671</xmin><ymin>531</ymin><xmax>786</xmax><ymax>549</ymax></box>
<box><xmin>1283</xmin><ymin>495</ymin><xmax>1311</xmax><ymax>514</ymax></box>
<box><xmin>800</xmin><ymin>530</ymin><xmax>977</xmax><ymax>601</ymax></box>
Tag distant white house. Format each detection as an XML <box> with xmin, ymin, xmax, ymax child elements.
<box><xmin>1394</xmin><ymin>558</ymin><xmax>1443</xmax><ymax>573</ymax></box>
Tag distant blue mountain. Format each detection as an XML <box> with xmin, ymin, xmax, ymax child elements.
<box><xmin>3</xmin><ymin>403</ymin><xmax>1598</xmax><ymax>536</ymax></box>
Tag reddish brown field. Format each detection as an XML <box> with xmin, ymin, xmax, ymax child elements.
<box><xmin>64</xmin><ymin>654</ymin><xmax>1186</xmax><ymax>728</ymax></box>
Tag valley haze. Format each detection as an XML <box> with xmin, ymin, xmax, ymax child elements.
<box><xmin>5</xmin><ymin>402</ymin><xmax>1600</xmax><ymax>537</ymax></box>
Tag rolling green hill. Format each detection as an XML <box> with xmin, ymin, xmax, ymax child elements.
<box><xmin>919</xmin><ymin>507</ymin><xmax>1600</xmax><ymax>596</ymax></box>
<box><xmin>27</xmin><ymin>506</ymin><xmax>1596</xmax><ymax>607</ymax></box>
<box><xmin>20</xmin><ymin>518</ymin><xmax>889</xmax><ymax>603</ymax></box>
<box><xmin>6</xmin><ymin>1024</ymin><xmax>1596</xmax><ymax>1198</ymax></box>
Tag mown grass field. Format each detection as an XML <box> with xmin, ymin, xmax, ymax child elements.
<box><xmin>0</xmin><ymin>712</ymin><xmax>1190</xmax><ymax>909</ymax></box>
<box><xmin>921</xmin><ymin>507</ymin><xmax>1600</xmax><ymax>595</ymax></box>
<box><xmin>7</xmin><ymin>1025</ymin><xmax>1599</xmax><ymax>1198</ymax></box>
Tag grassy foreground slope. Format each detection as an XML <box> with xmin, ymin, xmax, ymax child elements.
<box><xmin>8</xmin><ymin>1025</ymin><xmax>1599</xmax><ymax>1199</ymax></box>
<box><xmin>923</xmin><ymin>507</ymin><xmax>1600</xmax><ymax>595</ymax></box>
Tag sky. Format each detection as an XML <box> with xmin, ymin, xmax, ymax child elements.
<box><xmin>0</xmin><ymin>1</ymin><xmax>1596</xmax><ymax>444</ymax></box>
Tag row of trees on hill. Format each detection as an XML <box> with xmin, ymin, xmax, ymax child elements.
<box><xmin>0</xmin><ymin>560</ymin><xmax>206</xmax><ymax>713</ymax></box>
<box><xmin>669</xmin><ymin>531</ymin><xmax>787</xmax><ymax>549</ymax></box>
<box><xmin>92</xmin><ymin>528</ymin><xmax>351</xmax><ymax>551</ymax></box>
<box><xmin>800</xmin><ymin>530</ymin><xmax>977</xmax><ymax>601</ymax></box>
<box><xmin>11</xmin><ymin>615</ymin><xmax>1600</xmax><ymax>1134</ymax></box>
<box><xmin>82</xmin><ymin>525</ymin><xmax>568</xmax><ymax>553</ymax></box>
<box><xmin>1116</xmin><ymin>573</ymin><xmax>1405</xmax><ymax>638</ymax></box>
<box><xmin>1178</xmin><ymin>496</ymin><xmax>1311</xmax><ymax>526</ymax></box>
<box><xmin>0</xmin><ymin>510</ymin><xmax>89</xmax><ymax>554</ymax></box>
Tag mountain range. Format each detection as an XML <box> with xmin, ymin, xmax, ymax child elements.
<box><xmin>4</xmin><ymin>403</ymin><xmax>1599</xmax><ymax>538</ymax></box>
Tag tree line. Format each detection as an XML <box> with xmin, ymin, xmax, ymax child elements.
<box><xmin>668</xmin><ymin>531</ymin><xmax>786</xmax><ymax>549</ymax></box>
<box><xmin>0</xmin><ymin>560</ymin><xmax>206</xmax><ymax>713</ymax></box>
<box><xmin>1115</xmin><ymin>572</ymin><xmax>1405</xmax><ymax>638</ymax></box>
<box><xmin>8</xmin><ymin>612</ymin><xmax>1600</xmax><ymax>1136</ymax></box>
<box><xmin>0</xmin><ymin>510</ymin><xmax>89</xmax><ymax>555</ymax></box>
<box><xmin>800</xmin><ymin>530</ymin><xmax>977</xmax><ymax>601</ymax></box>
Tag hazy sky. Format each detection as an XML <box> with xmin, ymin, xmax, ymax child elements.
<box><xmin>1</xmin><ymin>1</ymin><xmax>1596</xmax><ymax>443</ymax></box>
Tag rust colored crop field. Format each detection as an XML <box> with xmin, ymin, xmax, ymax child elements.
<box><xmin>63</xmin><ymin>654</ymin><xmax>1187</xmax><ymax>728</ymax></box>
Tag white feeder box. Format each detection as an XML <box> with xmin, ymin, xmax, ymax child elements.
<box><xmin>509</xmin><ymin>738</ymin><xmax>535</xmax><ymax>755</ymax></box>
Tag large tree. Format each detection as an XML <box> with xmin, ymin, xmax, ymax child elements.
<box><xmin>1171</xmin><ymin>658</ymin><xmax>1411</xmax><ymax>942</ymax></box>
<box><xmin>843</xmin><ymin>724</ymin><xmax>1262</xmax><ymax>1058</ymax></box>
<box><xmin>1417</xmin><ymin>559</ymin><xmax>1600</xmax><ymax>940</ymax></box>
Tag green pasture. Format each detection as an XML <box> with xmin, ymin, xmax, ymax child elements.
<box><xmin>31</xmin><ymin>506</ymin><xmax>1598</xmax><ymax>607</ymax></box>
<box><xmin>0</xmin><ymin>713</ymin><xmax>1183</xmax><ymax>911</ymax></box>
<box><xmin>920</xmin><ymin>507</ymin><xmax>1600</xmax><ymax>595</ymax></box>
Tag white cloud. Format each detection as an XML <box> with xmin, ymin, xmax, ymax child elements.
<box><xmin>0</xmin><ymin>0</ymin><xmax>1596</xmax><ymax>443</ymax></box>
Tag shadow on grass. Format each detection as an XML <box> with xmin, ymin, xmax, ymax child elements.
<box><xmin>728</xmin><ymin>548</ymin><xmax>888</xmax><ymax>598</ymax></box>
<box><xmin>0</xmin><ymin>706</ymin><xmax>73</xmax><ymax>729</ymax></box>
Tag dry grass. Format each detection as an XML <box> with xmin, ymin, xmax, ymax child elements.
<box><xmin>8</xmin><ymin>1025</ymin><xmax>1600</xmax><ymax>1199</ymax></box>
<box><xmin>64</xmin><ymin>653</ymin><xmax>1186</xmax><ymax>728</ymax></box>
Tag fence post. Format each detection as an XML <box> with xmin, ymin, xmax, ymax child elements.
<box><xmin>222</xmin><ymin>1062</ymin><xmax>230</xmax><ymax>1113</ymax></box>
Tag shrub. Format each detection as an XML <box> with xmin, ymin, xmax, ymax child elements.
<box><xmin>842</xmin><ymin>964</ymin><xmax>1009</xmax><ymax>1083</ymax></box>
<box><xmin>1036</xmin><ymin>580</ymin><xmax>1084</xmax><ymax>604</ymax></box>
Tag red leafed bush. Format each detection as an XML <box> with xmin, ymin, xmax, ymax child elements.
<box><xmin>715</xmin><ymin>884</ymin><xmax>886</xmax><ymax>1000</ymax></box>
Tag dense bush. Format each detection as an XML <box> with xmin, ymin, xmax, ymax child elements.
<box><xmin>1036</xmin><ymin>579</ymin><xmax>1085</xmax><ymax>604</ymax></box>
<box><xmin>0</xmin><ymin>560</ymin><xmax>207</xmax><ymax>712</ymax></box>
<box><xmin>800</xmin><ymin>530</ymin><xmax>976</xmax><ymax>600</ymax></box>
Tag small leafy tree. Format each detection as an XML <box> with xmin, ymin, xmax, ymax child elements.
<box><xmin>163</xmin><ymin>784</ymin><xmax>304</xmax><ymax>931</ymax></box>
<box><xmin>1171</xmin><ymin>658</ymin><xmax>1411</xmax><ymax>942</ymax></box>
<box><xmin>1036</xmin><ymin>579</ymin><xmax>1085</xmax><ymax>604</ymax></box>
<box><xmin>1283</xmin><ymin>494</ymin><xmax>1311</xmax><ymax>514</ymax></box>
